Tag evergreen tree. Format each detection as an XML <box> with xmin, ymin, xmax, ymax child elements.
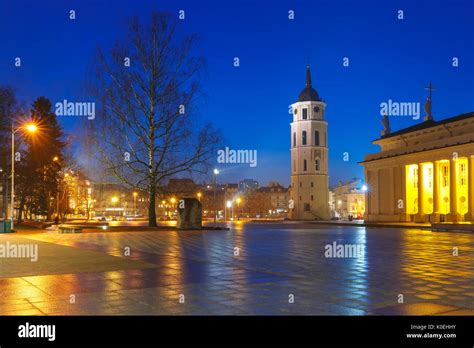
<box><xmin>18</xmin><ymin>97</ymin><xmax>66</xmax><ymax>220</ymax></box>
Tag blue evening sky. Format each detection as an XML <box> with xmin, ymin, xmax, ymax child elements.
<box><xmin>1</xmin><ymin>0</ymin><xmax>473</xmax><ymax>187</ymax></box>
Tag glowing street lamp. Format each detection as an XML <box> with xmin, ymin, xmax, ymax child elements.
<box><xmin>197</xmin><ymin>192</ymin><xmax>202</xmax><ymax>201</ymax></box>
<box><xmin>10</xmin><ymin>121</ymin><xmax>38</xmax><ymax>229</ymax></box>
<box><xmin>133</xmin><ymin>192</ymin><xmax>138</xmax><ymax>216</ymax></box>
<box><xmin>362</xmin><ymin>184</ymin><xmax>368</xmax><ymax>192</ymax></box>
<box><xmin>226</xmin><ymin>200</ymin><xmax>233</xmax><ymax>220</ymax></box>
<box><xmin>236</xmin><ymin>197</ymin><xmax>242</xmax><ymax>220</ymax></box>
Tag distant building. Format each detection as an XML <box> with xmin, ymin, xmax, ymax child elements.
<box><xmin>239</xmin><ymin>179</ymin><xmax>259</xmax><ymax>192</ymax></box>
<box><xmin>332</xmin><ymin>179</ymin><xmax>366</xmax><ymax>220</ymax></box>
<box><xmin>362</xmin><ymin>107</ymin><xmax>474</xmax><ymax>223</ymax></box>
<box><xmin>64</xmin><ymin>171</ymin><xmax>94</xmax><ymax>219</ymax></box>
<box><xmin>93</xmin><ymin>183</ymin><xmax>143</xmax><ymax>218</ymax></box>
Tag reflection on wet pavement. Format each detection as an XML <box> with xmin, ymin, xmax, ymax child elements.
<box><xmin>0</xmin><ymin>222</ymin><xmax>473</xmax><ymax>315</ymax></box>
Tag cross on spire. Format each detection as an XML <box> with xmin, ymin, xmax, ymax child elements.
<box><xmin>423</xmin><ymin>82</ymin><xmax>436</xmax><ymax>122</ymax></box>
<box><xmin>425</xmin><ymin>82</ymin><xmax>436</xmax><ymax>99</ymax></box>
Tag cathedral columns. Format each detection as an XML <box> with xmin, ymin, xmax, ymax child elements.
<box><xmin>432</xmin><ymin>161</ymin><xmax>441</xmax><ymax>221</ymax></box>
<box><xmin>416</xmin><ymin>163</ymin><xmax>425</xmax><ymax>222</ymax></box>
<box><xmin>448</xmin><ymin>159</ymin><xmax>459</xmax><ymax>222</ymax></box>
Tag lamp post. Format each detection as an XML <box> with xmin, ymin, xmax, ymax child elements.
<box><xmin>226</xmin><ymin>200</ymin><xmax>232</xmax><ymax>221</ymax></box>
<box><xmin>111</xmin><ymin>196</ymin><xmax>118</xmax><ymax>218</ymax></box>
<box><xmin>133</xmin><ymin>192</ymin><xmax>138</xmax><ymax>216</ymax></box>
<box><xmin>236</xmin><ymin>197</ymin><xmax>241</xmax><ymax>220</ymax></box>
<box><xmin>10</xmin><ymin>122</ymin><xmax>37</xmax><ymax>230</ymax></box>
<box><xmin>170</xmin><ymin>197</ymin><xmax>176</xmax><ymax>218</ymax></box>
<box><xmin>213</xmin><ymin>169</ymin><xmax>219</xmax><ymax>223</ymax></box>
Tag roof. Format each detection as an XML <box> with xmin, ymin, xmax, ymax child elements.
<box><xmin>297</xmin><ymin>66</ymin><xmax>322</xmax><ymax>102</ymax></box>
<box><xmin>378</xmin><ymin>111</ymin><xmax>474</xmax><ymax>141</ymax></box>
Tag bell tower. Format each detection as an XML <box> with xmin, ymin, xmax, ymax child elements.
<box><xmin>289</xmin><ymin>66</ymin><xmax>330</xmax><ymax>220</ymax></box>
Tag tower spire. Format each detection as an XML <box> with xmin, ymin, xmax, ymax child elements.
<box><xmin>305</xmin><ymin>65</ymin><xmax>312</xmax><ymax>87</ymax></box>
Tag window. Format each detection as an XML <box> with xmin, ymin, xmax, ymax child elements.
<box><xmin>293</xmin><ymin>160</ymin><xmax>295</xmax><ymax>172</ymax></box>
<box><xmin>293</xmin><ymin>132</ymin><xmax>296</xmax><ymax>147</ymax></box>
<box><xmin>324</xmin><ymin>132</ymin><xmax>327</xmax><ymax>147</ymax></box>
<box><xmin>311</xmin><ymin>182</ymin><xmax>313</xmax><ymax>188</ymax></box>
<box><xmin>315</xmin><ymin>159</ymin><xmax>320</xmax><ymax>171</ymax></box>
<box><xmin>303</xmin><ymin>159</ymin><xmax>307</xmax><ymax>172</ymax></box>
<box><xmin>304</xmin><ymin>203</ymin><xmax>310</xmax><ymax>211</ymax></box>
<box><xmin>442</xmin><ymin>165</ymin><xmax>449</xmax><ymax>187</ymax></box>
<box><xmin>302</xmin><ymin>108</ymin><xmax>308</xmax><ymax>119</ymax></box>
<box><xmin>315</xmin><ymin>131</ymin><xmax>320</xmax><ymax>146</ymax></box>
<box><xmin>299</xmin><ymin>182</ymin><xmax>302</xmax><ymax>188</ymax></box>
<box><xmin>302</xmin><ymin>131</ymin><xmax>307</xmax><ymax>145</ymax></box>
<box><xmin>460</xmin><ymin>163</ymin><xmax>467</xmax><ymax>186</ymax></box>
<box><xmin>311</xmin><ymin>195</ymin><xmax>314</xmax><ymax>201</ymax></box>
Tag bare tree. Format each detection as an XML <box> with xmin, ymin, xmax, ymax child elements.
<box><xmin>88</xmin><ymin>12</ymin><xmax>219</xmax><ymax>226</ymax></box>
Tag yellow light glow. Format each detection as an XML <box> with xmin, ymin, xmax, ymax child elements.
<box><xmin>170</xmin><ymin>197</ymin><xmax>176</xmax><ymax>204</ymax></box>
<box><xmin>197</xmin><ymin>192</ymin><xmax>202</xmax><ymax>198</ymax></box>
<box><xmin>111</xmin><ymin>197</ymin><xmax>118</xmax><ymax>203</ymax></box>
<box><xmin>236</xmin><ymin>197</ymin><xmax>241</xmax><ymax>204</ymax></box>
<box><xmin>405</xmin><ymin>164</ymin><xmax>419</xmax><ymax>214</ymax></box>
<box><xmin>133</xmin><ymin>192</ymin><xmax>138</xmax><ymax>197</ymax></box>
<box><xmin>25</xmin><ymin>123</ymin><xmax>37</xmax><ymax>132</ymax></box>
<box><xmin>456</xmin><ymin>157</ymin><xmax>468</xmax><ymax>215</ymax></box>
<box><xmin>422</xmin><ymin>163</ymin><xmax>434</xmax><ymax>214</ymax></box>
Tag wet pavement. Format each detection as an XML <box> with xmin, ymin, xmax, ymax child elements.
<box><xmin>0</xmin><ymin>222</ymin><xmax>473</xmax><ymax>315</ymax></box>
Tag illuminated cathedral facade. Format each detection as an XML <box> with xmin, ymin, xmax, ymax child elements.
<box><xmin>362</xmin><ymin>93</ymin><xmax>474</xmax><ymax>222</ymax></box>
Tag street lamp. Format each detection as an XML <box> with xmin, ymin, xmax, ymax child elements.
<box><xmin>213</xmin><ymin>169</ymin><xmax>219</xmax><ymax>223</ymax></box>
<box><xmin>236</xmin><ymin>197</ymin><xmax>241</xmax><ymax>220</ymax></box>
<box><xmin>226</xmin><ymin>200</ymin><xmax>232</xmax><ymax>220</ymax></box>
<box><xmin>10</xmin><ymin>122</ymin><xmax>37</xmax><ymax>229</ymax></box>
<box><xmin>197</xmin><ymin>192</ymin><xmax>202</xmax><ymax>202</ymax></box>
<box><xmin>133</xmin><ymin>192</ymin><xmax>138</xmax><ymax>216</ymax></box>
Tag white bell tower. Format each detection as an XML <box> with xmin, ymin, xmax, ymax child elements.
<box><xmin>289</xmin><ymin>66</ymin><xmax>330</xmax><ymax>220</ymax></box>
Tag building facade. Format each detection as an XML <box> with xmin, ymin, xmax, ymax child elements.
<box><xmin>362</xmin><ymin>111</ymin><xmax>474</xmax><ymax>222</ymax></box>
<box><xmin>289</xmin><ymin>66</ymin><xmax>330</xmax><ymax>220</ymax></box>
<box><xmin>332</xmin><ymin>178</ymin><xmax>366</xmax><ymax>220</ymax></box>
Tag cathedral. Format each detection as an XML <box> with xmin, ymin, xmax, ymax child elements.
<box><xmin>289</xmin><ymin>66</ymin><xmax>330</xmax><ymax>220</ymax></box>
<box><xmin>362</xmin><ymin>88</ymin><xmax>474</xmax><ymax>223</ymax></box>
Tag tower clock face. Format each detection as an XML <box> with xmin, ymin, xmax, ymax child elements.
<box><xmin>314</xmin><ymin>106</ymin><xmax>320</xmax><ymax>113</ymax></box>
